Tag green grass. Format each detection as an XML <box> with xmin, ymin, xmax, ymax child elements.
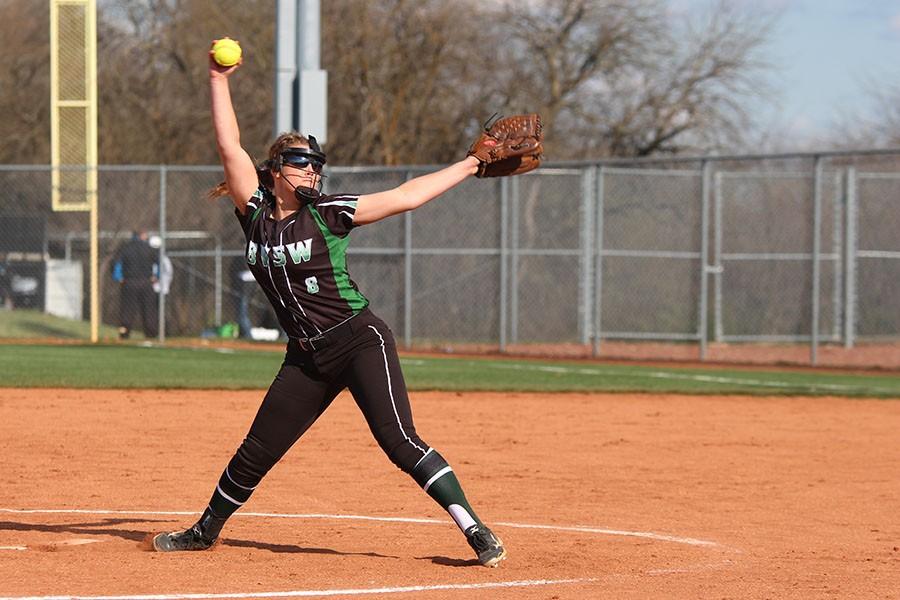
<box><xmin>0</xmin><ymin>344</ymin><xmax>897</xmax><ymax>397</ymax></box>
<box><xmin>0</xmin><ymin>344</ymin><xmax>279</xmax><ymax>389</ymax></box>
<box><xmin>400</xmin><ymin>357</ymin><xmax>900</xmax><ymax>397</ymax></box>
<box><xmin>0</xmin><ymin>309</ymin><xmax>120</xmax><ymax>339</ymax></box>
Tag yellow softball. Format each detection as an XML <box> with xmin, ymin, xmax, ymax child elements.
<box><xmin>212</xmin><ymin>38</ymin><xmax>242</xmax><ymax>67</ymax></box>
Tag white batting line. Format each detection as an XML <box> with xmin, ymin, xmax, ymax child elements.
<box><xmin>0</xmin><ymin>578</ymin><xmax>596</xmax><ymax>600</ymax></box>
<box><xmin>5</xmin><ymin>579</ymin><xmax>595</xmax><ymax>600</ymax></box>
<box><xmin>0</xmin><ymin>508</ymin><xmax>723</xmax><ymax>548</ymax></box>
<box><xmin>0</xmin><ymin>509</ymin><xmax>199</xmax><ymax>517</ymax></box>
<box><xmin>438</xmin><ymin>360</ymin><xmax>899</xmax><ymax>395</ymax></box>
<box><xmin>491</xmin><ymin>521</ymin><xmax>719</xmax><ymax>547</ymax></box>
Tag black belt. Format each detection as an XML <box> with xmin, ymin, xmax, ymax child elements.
<box><xmin>292</xmin><ymin>310</ymin><xmax>365</xmax><ymax>352</ymax></box>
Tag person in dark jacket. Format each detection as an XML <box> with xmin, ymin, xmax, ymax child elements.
<box><xmin>112</xmin><ymin>230</ymin><xmax>158</xmax><ymax>339</ymax></box>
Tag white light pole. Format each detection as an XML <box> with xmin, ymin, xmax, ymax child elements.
<box><xmin>275</xmin><ymin>0</ymin><xmax>327</xmax><ymax>143</ymax></box>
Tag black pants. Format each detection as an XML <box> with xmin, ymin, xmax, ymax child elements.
<box><xmin>119</xmin><ymin>280</ymin><xmax>158</xmax><ymax>338</ymax></box>
<box><xmin>227</xmin><ymin>310</ymin><xmax>429</xmax><ymax>490</ymax></box>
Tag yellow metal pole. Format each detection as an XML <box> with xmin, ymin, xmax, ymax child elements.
<box><xmin>88</xmin><ymin>0</ymin><xmax>98</xmax><ymax>343</ymax></box>
<box><xmin>50</xmin><ymin>0</ymin><xmax>98</xmax><ymax>340</ymax></box>
<box><xmin>49</xmin><ymin>1</ymin><xmax>59</xmax><ymax>209</ymax></box>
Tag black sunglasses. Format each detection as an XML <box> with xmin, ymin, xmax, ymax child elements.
<box><xmin>281</xmin><ymin>154</ymin><xmax>324</xmax><ymax>173</ymax></box>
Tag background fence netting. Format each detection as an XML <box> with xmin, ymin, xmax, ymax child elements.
<box><xmin>1</xmin><ymin>151</ymin><xmax>898</xmax><ymax>365</ymax></box>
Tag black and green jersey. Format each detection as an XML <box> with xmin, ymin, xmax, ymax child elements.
<box><xmin>235</xmin><ymin>187</ymin><xmax>369</xmax><ymax>338</ymax></box>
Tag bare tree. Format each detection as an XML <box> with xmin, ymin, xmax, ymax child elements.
<box><xmin>322</xmin><ymin>0</ymin><xmax>491</xmax><ymax>165</ymax></box>
<box><xmin>97</xmin><ymin>0</ymin><xmax>275</xmax><ymax>164</ymax></box>
<box><xmin>491</xmin><ymin>0</ymin><xmax>775</xmax><ymax>158</ymax></box>
<box><xmin>0</xmin><ymin>0</ymin><xmax>50</xmax><ymax>163</ymax></box>
<box><xmin>829</xmin><ymin>78</ymin><xmax>900</xmax><ymax>149</ymax></box>
<box><xmin>1</xmin><ymin>0</ymin><xmax>777</xmax><ymax>166</ymax></box>
<box><xmin>873</xmin><ymin>85</ymin><xmax>900</xmax><ymax>147</ymax></box>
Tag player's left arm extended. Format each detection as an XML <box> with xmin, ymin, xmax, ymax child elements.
<box><xmin>353</xmin><ymin>156</ymin><xmax>479</xmax><ymax>226</ymax></box>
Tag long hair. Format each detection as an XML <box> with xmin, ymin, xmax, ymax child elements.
<box><xmin>206</xmin><ymin>131</ymin><xmax>313</xmax><ymax>201</ymax></box>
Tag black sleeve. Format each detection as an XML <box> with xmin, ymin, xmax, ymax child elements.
<box><xmin>235</xmin><ymin>187</ymin><xmax>269</xmax><ymax>237</ymax></box>
<box><xmin>311</xmin><ymin>194</ymin><xmax>360</xmax><ymax>237</ymax></box>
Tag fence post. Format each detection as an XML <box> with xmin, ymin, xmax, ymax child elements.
<box><xmin>713</xmin><ymin>171</ymin><xmax>724</xmax><ymax>342</ymax></box>
<box><xmin>832</xmin><ymin>170</ymin><xmax>843</xmax><ymax>342</ymax></box>
<box><xmin>592</xmin><ymin>166</ymin><xmax>605</xmax><ymax>358</ymax></box>
<box><xmin>65</xmin><ymin>231</ymin><xmax>74</xmax><ymax>262</ymax></box>
<box><xmin>844</xmin><ymin>167</ymin><xmax>857</xmax><ymax>348</ymax></box>
<box><xmin>699</xmin><ymin>161</ymin><xmax>711</xmax><ymax>361</ymax></box>
<box><xmin>157</xmin><ymin>165</ymin><xmax>167</xmax><ymax>343</ymax></box>
<box><xmin>404</xmin><ymin>171</ymin><xmax>413</xmax><ymax>348</ymax></box>
<box><xmin>811</xmin><ymin>156</ymin><xmax>823</xmax><ymax>365</ymax></box>
<box><xmin>500</xmin><ymin>177</ymin><xmax>509</xmax><ymax>352</ymax></box>
<box><xmin>214</xmin><ymin>236</ymin><xmax>222</xmax><ymax>327</ymax></box>
<box><xmin>510</xmin><ymin>175</ymin><xmax>520</xmax><ymax>344</ymax></box>
<box><xmin>580</xmin><ymin>167</ymin><xmax>595</xmax><ymax>345</ymax></box>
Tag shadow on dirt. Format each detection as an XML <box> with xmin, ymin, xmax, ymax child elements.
<box><xmin>0</xmin><ymin>517</ymin><xmax>166</xmax><ymax>543</ymax></box>
<box><xmin>418</xmin><ymin>555</ymin><xmax>479</xmax><ymax>567</ymax></box>
<box><xmin>223</xmin><ymin>537</ymin><xmax>398</xmax><ymax>558</ymax></box>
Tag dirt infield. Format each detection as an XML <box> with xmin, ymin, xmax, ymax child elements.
<box><xmin>1</xmin><ymin>388</ymin><xmax>898</xmax><ymax>599</ymax></box>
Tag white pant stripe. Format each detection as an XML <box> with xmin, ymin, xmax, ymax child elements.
<box><xmin>368</xmin><ymin>325</ymin><xmax>426</xmax><ymax>455</ymax></box>
<box><xmin>225</xmin><ymin>466</ymin><xmax>256</xmax><ymax>491</ymax></box>
<box><xmin>423</xmin><ymin>466</ymin><xmax>453</xmax><ymax>492</ymax></box>
<box><xmin>413</xmin><ymin>448</ymin><xmax>434</xmax><ymax>470</ymax></box>
<box><xmin>215</xmin><ymin>484</ymin><xmax>244</xmax><ymax>507</ymax></box>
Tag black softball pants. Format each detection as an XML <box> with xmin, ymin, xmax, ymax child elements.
<box><xmin>223</xmin><ymin>310</ymin><xmax>430</xmax><ymax>495</ymax></box>
<box><xmin>119</xmin><ymin>280</ymin><xmax>158</xmax><ymax>338</ymax></box>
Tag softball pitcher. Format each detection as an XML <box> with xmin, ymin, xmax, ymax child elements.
<box><xmin>152</xmin><ymin>41</ymin><xmax>541</xmax><ymax>567</ymax></box>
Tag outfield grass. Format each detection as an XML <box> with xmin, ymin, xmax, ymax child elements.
<box><xmin>0</xmin><ymin>310</ymin><xmax>121</xmax><ymax>339</ymax></box>
<box><xmin>0</xmin><ymin>344</ymin><xmax>897</xmax><ymax>397</ymax></box>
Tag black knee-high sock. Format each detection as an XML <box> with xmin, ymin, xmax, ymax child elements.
<box><xmin>412</xmin><ymin>449</ymin><xmax>483</xmax><ymax>533</ymax></box>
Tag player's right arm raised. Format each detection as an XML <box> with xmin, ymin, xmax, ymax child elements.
<box><xmin>208</xmin><ymin>43</ymin><xmax>258</xmax><ymax>214</ymax></box>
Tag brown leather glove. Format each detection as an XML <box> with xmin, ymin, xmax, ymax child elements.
<box><xmin>467</xmin><ymin>114</ymin><xmax>543</xmax><ymax>177</ymax></box>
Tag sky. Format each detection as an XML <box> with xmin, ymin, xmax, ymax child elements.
<box><xmin>676</xmin><ymin>0</ymin><xmax>900</xmax><ymax>147</ymax></box>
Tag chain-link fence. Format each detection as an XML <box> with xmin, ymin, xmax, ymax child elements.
<box><xmin>1</xmin><ymin>150</ymin><xmax>899</xmax><ymax>364</ymax></box>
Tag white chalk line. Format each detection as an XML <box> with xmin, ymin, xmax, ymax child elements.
<box><xmin>492</xmin><ymin>520</ymin><xmax>721</xmax><ymax>547</ymax></box>
<box><xmin>0</xmin><ymin>578</ymin><xmax>597</xmax><ymax>600</ymax></box>
<box><xmin>0</xmin><ymin>508</ymin><xmax>723</xmax><ymax>548</ymax></box>
<box><xmin>0</xmin><ymin>508</ymin><xmax>737</xmax><ymax>599</ymax></box>
<box><xmin>411</xmin><ymin>359</ymin><xmax>899</xmax><ymax>395</ymax></box>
